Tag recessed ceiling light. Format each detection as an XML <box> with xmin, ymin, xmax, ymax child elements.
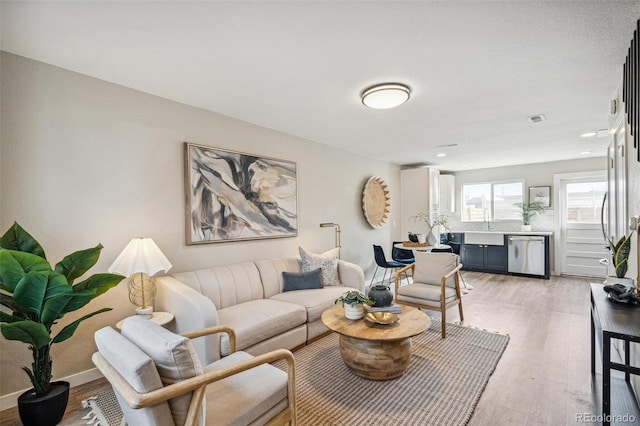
<box><xmin>436</xmin><ymin>153</ymin><xmax>447</xmax><ymax>158</ymax></box>
<box><xmin>580</xmin><ymin>132</ymin><xmax>597</xmax><ymax>138</ymax></box>
<box><xmin>580</xmin><ymin>151</ymin><xmax>592</xmax><ymax>155</ymax></box>
<box><xmin>459</xmin><ymin>164</ymin><xmax>468</xmax><ymax>168</ymax></box>
<box><xmin>527</xmin><ymin>114</ymin><xmax>546</xmax><ymax>124</ymax></box>
<box><xmin>361</xmin><ymin>83</ymin><xmax>411</xmax><ymax>109</ymax></box>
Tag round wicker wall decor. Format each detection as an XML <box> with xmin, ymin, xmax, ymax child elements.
<box><xmin>362</xmin><ymin>176</ymin><xmax>390</xmax><ymax>228</ymax></box>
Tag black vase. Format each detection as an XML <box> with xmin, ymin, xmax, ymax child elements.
<box><xmin>369</xmin><ymin>285</ymin><xmax>393</xmax><ymax>307</ymax></box>
<box><xmin>18</xmin><ymin>381</ymin><xmax>70</xmax><ymax>426</ymax></box>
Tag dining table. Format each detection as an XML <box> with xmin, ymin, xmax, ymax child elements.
<box><xmin>393</xmin><ymin>242</ymin><xmax>451</xmax><ymax>254</ymax></box>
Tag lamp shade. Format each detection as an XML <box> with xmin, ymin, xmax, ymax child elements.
<box><xmin>108</xmin><ymin>238</ymin><xmax>172</xmax><ymax>277</ymax></box>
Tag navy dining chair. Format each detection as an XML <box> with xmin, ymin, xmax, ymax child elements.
<box><xmin>392</xmin><ymin>241</ymin><xmax>415</xmax><ymax>265</ymax></box>
<box><xmin>371</xmin><ymin>245</ymin><xmax>410</xmax><ymax>288</ymax></box>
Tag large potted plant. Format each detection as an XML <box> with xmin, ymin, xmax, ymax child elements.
<box><xmin>0</xmin><ymin>223</ymin><xmax>123</xmax><ymax>426</ymax></box>
<box><xmin>514</xmin><ymin>202</ymin><xmax>545</xmax><ymax>231</ymax></box>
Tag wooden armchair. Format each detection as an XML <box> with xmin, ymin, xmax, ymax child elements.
<box><xmin>394</xmin><ymin>252</ymin><xmax>463</xmax><ymax>338</ymax></box>
<box><xmin>92</xmin><ymin>316</ymin><xmax>296</xmax><ymax>425</ymax></box>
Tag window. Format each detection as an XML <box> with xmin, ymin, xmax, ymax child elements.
<box><xmin>565</xmin><ymin>181</ymin><xmax>606</xmax><ymax>223</ymax></box>
<box><xmin>462</xmin><ymin>181</ymin><xmax>524</xmax><ymax>222</ymax></box>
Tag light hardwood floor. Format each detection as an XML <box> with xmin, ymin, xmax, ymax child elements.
<box><xmin>0</xmin><ymin>272</ymin><xmax>596</xmax><ymax>425</ymax></box>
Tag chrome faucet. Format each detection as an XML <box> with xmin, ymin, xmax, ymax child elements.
<box><xmin>482</xmin><ymin>208</ymin><xmax>492</xmax><ymax>231</ymax></box>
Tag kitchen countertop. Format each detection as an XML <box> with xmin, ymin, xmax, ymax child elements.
<box><xmin>450</xmin><ymin>231</ymin><xmax>554</xmax><ymax>236</ymax></box>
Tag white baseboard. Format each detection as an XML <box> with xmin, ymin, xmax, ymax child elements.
<box><xmin>0</xmin><ymin>367</ymin><xmax>102</xmax><ymax>411</ymax></box>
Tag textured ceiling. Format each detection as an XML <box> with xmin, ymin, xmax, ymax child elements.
<box><xmin>2</xmin><ymin>1</ymin><xmax>639</xmax><ymax>171</ymax></box>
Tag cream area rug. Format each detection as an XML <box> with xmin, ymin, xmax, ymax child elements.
<box><xmin>272</xmin><ymin>320</ymin><xmax>509</xmax><ymax>426</ymax></box>
<box><xmin>84</xmin><ymin>320</ymin><xmax>508</xmax><ymax>425</ymax></box>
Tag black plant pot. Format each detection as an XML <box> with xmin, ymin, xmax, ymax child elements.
<box><xmin>18</xmin><ymin>381</ymin><xmax>70</xmax><ymax>426</ymax></box>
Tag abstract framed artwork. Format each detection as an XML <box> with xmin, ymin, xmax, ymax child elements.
<box><xmin>184</xmin><ymin>142</ymin><xmax>298</xmax><ymax>244</ymax></box>
<box><xmin>529</xmin><ymin>186</ymin><xmax>551</xmax><ymax>208</ymax></box>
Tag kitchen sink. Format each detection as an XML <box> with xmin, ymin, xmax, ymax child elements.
<box><xmin>464</xmin><ymin>231</ymin><xmax>505</xmax><ymax>246</ymax></box>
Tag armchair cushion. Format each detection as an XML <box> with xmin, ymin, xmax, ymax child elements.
<box><xmin>413</xmin><ymin>252</ymin><xmax>458</xmax><ymax>287</ymax></box>
<box><xmin>282</xmin><ymin>268</ymin><xmax>323</xmax><ymax>292</ymax></box>
<box><xmin>94</xmin><ymin>327</ymin><xmax>174</xmax><ymax>425</ymax></box>
<box><xmin>203</xmin><ymin>351</ymin><xmax>289</xmax><ymax>426</ymax></box>
<box><xmin>397</xmin><ymin>283</ymin><xmax>459</xmax><ymax>307</ymax></box>
<box><xmin>121</xmin><ymin>316</ymin><xmax>204</xmax><ymax>426</ymax></box>
<box><xmin>299</xmin><ymin>246</ymin><xmax>342</xmax><ymax>286</ymax></box>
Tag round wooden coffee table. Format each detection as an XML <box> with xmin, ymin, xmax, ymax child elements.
<box><xmin>321</xmin><ymin>304</ymin><xmax>430</xmax><ymax>380</ymax></box>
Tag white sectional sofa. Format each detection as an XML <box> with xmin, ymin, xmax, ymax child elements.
<box><xmin>154</xmin><ymin>257</ymin><xmax>365</xmax><ymax>365</ymax></box>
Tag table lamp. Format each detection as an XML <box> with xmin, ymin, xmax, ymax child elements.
<box><xmin>108</xmin><ymin>237</ymin><xmax>172</xmax><ymax>317</ymax></box>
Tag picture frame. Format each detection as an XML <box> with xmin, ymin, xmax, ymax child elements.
<box><xmin>529</xmin><ymin>186</ymin><xmax>551</xmax><ymax>208</ymax></box>
<box><xmin>184</xmin><ymin>142</ymin><xmax>298</xmax><ymax>244</ymax></box>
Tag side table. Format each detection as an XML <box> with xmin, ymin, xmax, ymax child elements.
<box><xmin>116</xmin><ymin>311</ymin><xmax>174</xmax><ymax>330</ymax></box>
<box><xmin>590</xmin><ymin>283</ymin><xmax>640</xmax><ymax>424</ymax></box>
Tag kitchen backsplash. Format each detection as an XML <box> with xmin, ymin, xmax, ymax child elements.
<box><xmin>440</xmin><ymin>209</ymin><xmax>555</xmax><ymax>233</ymax></box>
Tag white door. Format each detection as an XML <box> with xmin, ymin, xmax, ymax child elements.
<box><xmin>557</xmin><ymin>173</ymin><xmax>608</xmax><ymax>277</ymax></box>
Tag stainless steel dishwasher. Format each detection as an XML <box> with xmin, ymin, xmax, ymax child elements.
<box><xmin>508</xmin><ymin>235</ymin><xmax>545</xmax><ymax>276</ymax></box>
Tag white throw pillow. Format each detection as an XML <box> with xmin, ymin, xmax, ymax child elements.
<box><xmin>299</xmin><ymin>246</ymin><xmax>341</xmax><ymax>286</ymax></box>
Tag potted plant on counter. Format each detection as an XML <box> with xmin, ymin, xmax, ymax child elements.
<box><xmin>0</xmin><ymin>223</ymin><xmax>124</xmax><ymax>426</ymax></box>
<box><xmin>335</xmin><ymin>290</ymin><xmax>373</xmax><ymax>320</ymax></box>
<box><xmin>514</xmin><ymin>202</ymin><xmax>545</xmax><ymax>231</ymax></box>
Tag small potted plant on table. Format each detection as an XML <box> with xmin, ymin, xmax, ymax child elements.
<box><xmin>335</xmin><ymin>290</ymin><xmax>373</xmax><ymax>320</ymax></box>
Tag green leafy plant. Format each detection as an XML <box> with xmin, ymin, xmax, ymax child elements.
<box><xmin>335</xmin><ymin>290</ymin><xmax>373</xmax><ymax>307</ymax></box>
<box><xmin>608</xmin><ymin>232</ymin><xmax>634</xmax><ymax>278</ymax></box>
<box><xmin>514</xmin><ymin>202</ymin><xmax>546</xmax><ymax>225</ymax></box>
<box><xmin>0</xmin><ymin>223</ymin><xmax>123</xmax><ymax>396</ymax></box>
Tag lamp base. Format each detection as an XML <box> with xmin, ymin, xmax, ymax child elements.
<box><xmin>135</xmin><ymin>306</ymin><xmax>153</xmax><ymax>318</ymax></box>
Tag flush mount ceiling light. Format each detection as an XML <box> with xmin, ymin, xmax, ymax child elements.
<box><xmin>361</xmin><ymin>83</ymin><xmax>411</xmax><ymax>109</ymax></box>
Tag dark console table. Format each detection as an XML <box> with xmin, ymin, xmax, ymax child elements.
<box><xmin>590</xmin><ymin>283</ymin><xmax>640</xmax><ymax>424</ymax></box>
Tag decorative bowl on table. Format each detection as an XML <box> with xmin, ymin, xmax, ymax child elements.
<box><xmin>365</xmin><ymin>312</ymin><xmax>399</xmax><ymax>325</ymax></box>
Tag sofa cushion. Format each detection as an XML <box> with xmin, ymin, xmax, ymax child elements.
<box><xmin>282</xmin><ymin>268</ymin><xmax>323</xmax><ymax>292</ymax></box>
<box><xmin>270</xmin><ymin>286</ymin><xmax>355</xmax><ymax>323</ymax></box>
<box><xmin>121</xmin><ymin>316</ymin><xmax>204</xmax><ymax>426</ymax></box>
<box><xmin>171</xmin><ymin>262</ymin><xmax>263</xmax><ymax>309</ymax></box>
<box><xmin>218</xmin><ymin>299</ymin><xmax>307</xmax><ymax>355</ymax></box>
<box><xmin>299</xmin><ymin>246</ymin><xmax>341</xmax><ymax>286</ymax></box>
<box><xmin>254</xmin><ymin>257</ymin><xmax>302</xmax><ymax>298</ymax></box>
<box><xmin>94</xmin><ymin>327</ymin><xmax>174</xmax><ymax>425</ymax></box>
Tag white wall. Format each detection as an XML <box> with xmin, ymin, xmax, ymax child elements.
<box><xmin>610</xmin><ymin>78</ymin><xmax>640</xmax><ymax>404</ymax></box>
<box><xmin>0</xmin><ymin>52</ymin><xmax>401</xmax><ymax>397</ymax></box>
